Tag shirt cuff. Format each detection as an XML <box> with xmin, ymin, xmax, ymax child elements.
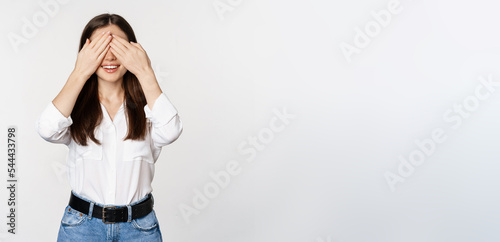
<box><xmin>143</xmin><ymin>93</ymin><xmax>179</xmax><ymax>127</ymax></box>
<box><xmin>39</xmin><ymin>101</ymin><xmax>73</xmax><ymax>132</ymax></box>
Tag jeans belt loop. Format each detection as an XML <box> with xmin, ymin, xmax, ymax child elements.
<box><xmin>88</xmin><ymin>202</ymin><xmax>95</xmax><ymax>219</ymax></box>
<box><xmin>127</xmin><ymin>205</ymin><xmax>132</xmax><ymax>223</ymax></box>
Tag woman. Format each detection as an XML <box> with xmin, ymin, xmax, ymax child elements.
<box><xmin>36</xmin><ymin>13</ymin><xmax>182</xmax><ymax>241</ymax></box>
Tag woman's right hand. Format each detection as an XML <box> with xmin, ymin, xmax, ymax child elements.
<box><xmin>73</xmin><ymin>31</ymin><xmax>112</xmax><ymax>79</ymax></box>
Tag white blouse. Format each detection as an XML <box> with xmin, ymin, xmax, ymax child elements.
<box><xmin>36</xmin><ymin>93</ymin><xmax>183</xmax><ymax>205</ymax></box>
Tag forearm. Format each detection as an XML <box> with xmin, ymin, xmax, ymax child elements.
<box><xmin>52</xmin><ymin>70</ymin><xmax>89</xmax><ymax>118</ymax></box>
<box><xmin>136</xmin><ymin>68</ymin><xmax>162</xmax><ymax>109</ymax></box>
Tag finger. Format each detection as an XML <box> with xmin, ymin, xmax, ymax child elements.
<box><xmin>92</xmin><ymin>31</ymin><xmax>111</xmax><ymax>52</ymax></box>
<box><xmin>109</xmin><ymin>41</ymin><xmax>127</xmax><ymax>56</ymax></box>
<box><xmin>130</xmin><ymin>42</ymin><xmax>146</xmax><ymax>52</ymax></box>
<box><xmin>88</xmin><ymin>31</ymin><xmax>106</xmax><ymax>49</ymax></box>
<box><xmin>110</xmin><ymin>38</ymin><xmax>128</xmax><ymax>54</ymax></box>
<box><xmin>109</xmin><ymin>47</ymin><xmax>124</xmax><ymax>62</ymax></box>
<box><xmin>95</xmin><ymin>35</ymin><xmax>112</xmax><ymax>57</ymax></box>
<box><xmin>90</xmin><ymin>31</ymin><xmax>110</xmax><ymax>49</ymax></box>
<box><xmin>110</xmin><ymin>39</ymin><xmax>129</xmax><ymax>54</ymax></box>
<box><xmin>80</xmin><ymin>38</ymin><xmax>90</xmax><ymax>51</ymax></box>
<box><xmin>97</xmin><ymin>45</ymin><xmax>111</xmax><ymax>62</ymax></box>
<box><xmin>111</xmin><ymin>34</ymin><xmax>132</xmax><ymax>49</ymax></box>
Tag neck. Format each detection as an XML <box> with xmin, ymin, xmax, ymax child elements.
<box><xmin>97</xmin><ymin>78</ymin><xmax>125</xmax><ymax>103</ymax></box>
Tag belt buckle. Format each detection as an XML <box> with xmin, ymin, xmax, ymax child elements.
<box><xmin>102</xmin><ymin>206</ymin><xmax>117</xmax><ymax>224</ymax></box>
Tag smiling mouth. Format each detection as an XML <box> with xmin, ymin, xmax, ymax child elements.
<box><xmin>102</xmin><ymin>65</ymin><xmax>120</xmax><ymax>73</ymax></box>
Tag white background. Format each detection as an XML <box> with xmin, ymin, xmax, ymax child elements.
<box><xmin>1</xmin><ymin>0</ymin><xmax>500</xmax><ymax>241</ymax></box>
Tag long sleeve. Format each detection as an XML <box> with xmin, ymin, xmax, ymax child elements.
<box><xmin>35</xmin><ymin>101</ymin><xmax>73</xmax><ymax>146</ymax></box>
<box><xmin>144</xmin><ymin>93</ymin><xmax>183</xmax><ymax>148</ymax></box>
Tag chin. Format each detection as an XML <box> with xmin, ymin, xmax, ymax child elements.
<box><xmin>95</xmin><ymin>70</ymin><xmax>127</xmax><ymax>83</ymax></box>
<box><xmin>99</xmin><ymin>77</ymin><xmax>123</xmax><ymax>83</ymax></box>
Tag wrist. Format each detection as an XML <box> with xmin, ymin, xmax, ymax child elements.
<box><xmin>135</xmin><ymin>67</ymin><xmax>155</xmax><ymax>80</ymax></box>
<box><xmin>71</xmin><ymin>68</ymin><xmax>92</xmax><ymax>81</ymax></box>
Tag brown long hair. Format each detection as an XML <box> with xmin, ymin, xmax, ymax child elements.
<box><xmin>70</xmin><ymin>13</ymin><xmax>148</xmax><ymax>146</ymax></box>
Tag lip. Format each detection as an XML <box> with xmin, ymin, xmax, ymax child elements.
<box><xmin>101</xmin><ymin>64</ymin><xmax>120</xmax><ymax>73</ymax></box>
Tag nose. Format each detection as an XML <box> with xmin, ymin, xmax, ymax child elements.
<box><xmin>104</xmin><ymin>49</ymin><xmax>116</xmax><ymax>61</ymax></box>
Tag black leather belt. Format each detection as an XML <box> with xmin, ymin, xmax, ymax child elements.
<box><xmin>69</xmin><ymin>192</ymin><xmax>154</xmax><ymax>224</ymax></box>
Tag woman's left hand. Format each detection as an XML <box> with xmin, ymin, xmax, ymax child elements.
<box><xmin>109</xmin><ymin>35</ymin><xmax>153</xmax><ymax>78</ymax></box>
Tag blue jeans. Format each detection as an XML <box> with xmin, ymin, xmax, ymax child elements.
<box><xmin>57</xmin><ymin>191</ymin><xmax>163</xmax><ymax>242</ymax></box>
